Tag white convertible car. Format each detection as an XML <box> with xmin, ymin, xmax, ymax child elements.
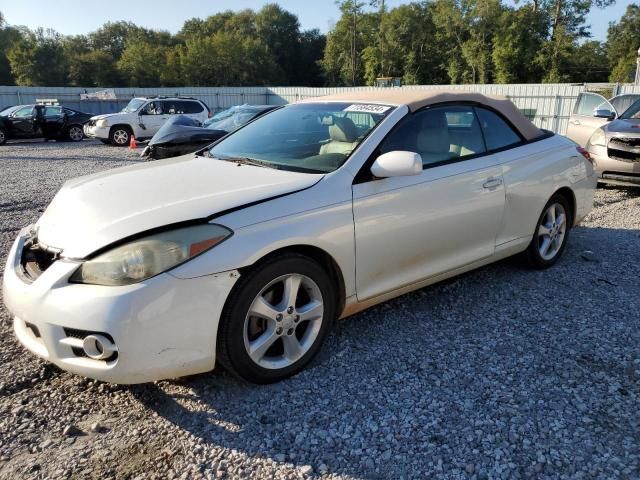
<box><xmin>3</xmin><ymin>91</ymin><xmax>596</xmax><ymax>384</ymax></box>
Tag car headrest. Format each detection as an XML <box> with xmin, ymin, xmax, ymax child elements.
<box><xmin>417</xmin><ymin>110</ymin><xmax>450</xmax><ymax>153</ymax></box>
<box><xmin>329</xmin><ymin>116</ymin><xmax>358</xmax><ymax>143</ymax></box>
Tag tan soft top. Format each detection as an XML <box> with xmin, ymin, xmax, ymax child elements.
<box><xmin>300</xmin><ymin>89</ymin><xmax>543</xmax><ymax>141</ymax></box>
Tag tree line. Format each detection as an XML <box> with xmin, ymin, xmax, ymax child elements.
<box><xmin>0</xmin><ymin>1</ymin><xmax>638</xmax><ymax>88</ymax></box>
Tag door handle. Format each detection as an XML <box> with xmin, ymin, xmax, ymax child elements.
<box><xmin>571</xmin><ymin>119</ymin><xmax>581</xmax><ymax>125</ymax></box>
<box><xmin>483</xmin><ymin>177</ymin><xmax>503</xmax><ymax>190</ymax></box>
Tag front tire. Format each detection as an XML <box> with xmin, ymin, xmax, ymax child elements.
<box><xmin>523</xmin><ymin>194</ymin><xmax>572</xmax><ymax>269</ymax></box>
<box><xmin>0</xmin><ymin>127</ymin><xmax>7</xmax><ymax>145</ymax></box>
<box><xmin>109</xmin><ymin>126</ymin><xmax>131</xmax><ymax>147</ymax></box>
<box><xmin>217</xmin><ymin>254</ymin><xmax>336</xmax><ymax>384</ymax></box>
<box><xmin>68</xmin><ymin>125</ymin><xmax>84</xmax><ymax>142</ymax></box>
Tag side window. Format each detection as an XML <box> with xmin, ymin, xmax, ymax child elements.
<box><xmin>164</xmin><ymin>101</ymin><xmax>178</xmax><ymax>115</ymax></box>
<box><xmin>143</xmin><ymin>102</ymin><xmax>163</xmax><ymax>115</ymax></box>
<box><xmin>475</xmin><ymin>107</ymin><xmax>522</xmax><ymax>151</ymax></box>
<box><xmin>44</xmin><ymin>106</ymin><xmax>62</xmax><ymax>116</ymax></box>
<box><xmin>610</xmin><ymin>95</ymin><xmax>640</xmax><ymax>115</ymax></box>
<box><xmin>574</xmin><ymin>93</ymin><xmax>611</xmax><ymax>116</ymax></box>
<box><xmin>379</xmin><ymin>105</ymin><xmax>486</xmax><ymax>167</ymax></box>
<box><xmin>13</xmin><ymin>106</ymin><xmax>34</xmax><ymax>118</ymax></box>
<box><xmin>183</xmin><ymin>101</ymin><xmax>204</xmax><ymax>114</ymax></box>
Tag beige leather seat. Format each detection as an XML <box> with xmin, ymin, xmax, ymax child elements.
<box><xmin>319</xmin><ymin>117</ymin><xmax>359</xmax><ymax>155</ymax></box>
<box><xmin>416</xmin><ymin>110</ymin><xmax>456</xmax><ymax>165</ymax></box>
<box><xmin>448</xmin><ymin>118</ymin><xmax>485</xmax><ymax>157</ymax></box>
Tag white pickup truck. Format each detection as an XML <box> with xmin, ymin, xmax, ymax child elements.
<box><xmin>84</xmin><ymin>96</ymin><xmax>210</xmax><ymax>146</ymax></box>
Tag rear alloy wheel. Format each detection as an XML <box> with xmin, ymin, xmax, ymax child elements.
<box><xmin>523</xmin><ymin>194</ymin><xmax>571</xmax><ymax>268</ymax></box>
<box><xmin>68</xmin><ymin>125</ymin><xmax>84</xmax><ymax>142</ymax></box>
<box><xmin>217</xmin><ymin>254</ymin><xmax>335</xmax><ymax>383</ymax></box>
<box><xmin>110</xmin><ymin>127</ymin><xmax>130</xmax><ymax>146</ymax></box>
<box><xmin>0</xmin><ymin>128</ymin><xmax>6</xmax><ymax>145</ymax></box>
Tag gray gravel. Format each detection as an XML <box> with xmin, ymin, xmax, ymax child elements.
<box><xmin>1</xmin><ymin>140</ymin><xmax>640</xmax><ymax>479</ymax></box>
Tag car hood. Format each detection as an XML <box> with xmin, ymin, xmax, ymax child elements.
<box><xmin>36</xmin><ymin>155</ymin><xmax>323</xmax><ymax>259</ymax></box>
<box><xmin>604</xmin><ymin>118</ymin><xmax>640</xmax><ymax>135</ymax></box>
<box><xmin>89</xmin><ymin>113</ymin><xmax>124</xmax><ymax>121</ymax></box>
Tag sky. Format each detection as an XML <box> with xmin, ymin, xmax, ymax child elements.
<box><xmin>0</xmin><ymin>0</ymin><xmax>634</xmax><ymax>42</ymax></box>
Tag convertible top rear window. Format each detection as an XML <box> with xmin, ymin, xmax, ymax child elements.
<box><xmin>209</xmin><ymin>103</ymin><xmax>393</xmax><ymax>173</ymax></box>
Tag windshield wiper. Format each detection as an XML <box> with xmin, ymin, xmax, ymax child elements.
<box><xmin>215</xmin><ymin>155</ymin><xmax>279</xmax><ymax>169</ymax></box>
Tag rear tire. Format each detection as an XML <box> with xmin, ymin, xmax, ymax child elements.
<box><xmin>109</xmin><ymin>126</ymin><xmax>131</xmax><ymax>147</ymax></box>
<box><xmin>522</xmin><ymin>194</ymin><xmax>572</xmax><ymax>269</ymax></box>
<box><xmin>217</xmin><ymin>253</ymin><xmax>336</xmax><ymax>384</ymax></box>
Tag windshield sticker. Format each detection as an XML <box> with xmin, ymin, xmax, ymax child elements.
<box><xmin>344</xmin><ymin>104</ymin><xmax>392</xmax><ymax>114</ymax></box>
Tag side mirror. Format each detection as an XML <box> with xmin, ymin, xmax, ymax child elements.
<box><xmin>594</xmin><ymin>109</ymin><xmax>615</xmax><ymax>121</ymax></box>
<box><xmin>371</xmin><ymin>151</ymin><xmax>422</xmax><ymax>178</ymax></box>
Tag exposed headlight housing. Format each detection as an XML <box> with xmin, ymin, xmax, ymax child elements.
<box><xmin>96</xmin><ymin>119</ymin><xmax>109</xmax><ymax>128</ymax></box>
<box><xmin>69</xmin><ymin>224</ymin><xmax>232</xmax><ymax>286</ymax></box>
<box><xmin>588</xmin><ymin>129</ymin><xmax>607</xmax><ymax>147</ymax></box>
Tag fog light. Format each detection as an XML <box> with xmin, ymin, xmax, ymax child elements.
<box><xmin>82</xmin><ymin>334</ymin><xmax>116</xmax><ymax>360</ymax></box>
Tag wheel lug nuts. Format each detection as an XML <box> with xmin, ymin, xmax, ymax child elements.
<box><xmin>287</xmin><ymin>306</ymin><xmax>294</xmax><ymax>314</ymax></box>
<box><xmin>276</xmin><ymin>314</ymin><xmax>283</xmax><ymax>321</ymax></box>
<box><xmin>287</xmin><ymin>328</ymin><xmax>294</xmax><ymax>335</ymax></box>
<box><xmin>276</xmin><ymin>327</ymin><xmax>283</xmax><ymax>335</ymax></box>
<box><xmin>294</xmin><ymin>315</ymin><xmax>299</xmax><ymax>322</ymax></box>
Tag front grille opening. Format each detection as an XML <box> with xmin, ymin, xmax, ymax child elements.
<box><xmin>25</xmin><ymin>322</ymin><xmax>41</xmax><ymax>338</ymax></box>
<box><xmin>20</xmin><ymin>240</ymin><xmax>59</xmax><ymax>281</ymax></box>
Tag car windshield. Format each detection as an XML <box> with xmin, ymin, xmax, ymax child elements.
<box><xmin>121</xmin><ymin>99</ymin><xmax>147</xmax><ymax>113</ymax></box>
<box><xmin>0</xmin><ymin>106</ymin><xmax>19</xmax><ymax>116</ymax></box>
<box><xmin>209</xmin><ymin>102</ymin><xmax>392</xmax><ymax>173</ymax></box>
<box><xmin>204</xmin><ymin>107</ymin><xmax>263</xmax><ymax>132</ymax></box>
<box><xmin>620</xmin><ymin>99</ymin><xmax>640</xmax><ymax>120</ymax></box>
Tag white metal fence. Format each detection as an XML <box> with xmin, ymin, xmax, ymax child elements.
<box><xmin>1</xmin><ymin>83</ymin><xmax>637</xmax><ymax>135</ymax></box>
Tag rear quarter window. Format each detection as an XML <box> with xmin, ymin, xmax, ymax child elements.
<box><xmin>182</xmin><ymin>101</ymin><xmax>204</xmax><ymax>114</ymax></box>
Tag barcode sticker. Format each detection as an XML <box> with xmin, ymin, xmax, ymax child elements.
<box><xmin>344</xmin><ymin>104</ymin><xmax>392</xmax><ymax>114</ymax></box>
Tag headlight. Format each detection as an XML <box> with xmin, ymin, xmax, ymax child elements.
<box><xmin>588</xmin><ymin>129</ymin><xmax>606</xmax><ymax>147</ymax></box>
<box><xmin>96</xmin><ymin>119</ymin><xmax>109</xmax><ymax>128</ymax></box>
<box><xmin>69</xmin><ymin>224</ymin><xmax>232</xmax><ymax>286</ymax></box>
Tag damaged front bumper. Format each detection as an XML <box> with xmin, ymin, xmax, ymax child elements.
<box><xmin>3</xmin><ymin>226</ymin><xmax>239</xmax><ymax>384</ymax></box>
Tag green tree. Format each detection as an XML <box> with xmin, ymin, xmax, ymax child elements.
<box><xmin>492</xmin><ymin>5</ymin><xmax>546</xmax><ymax>83</ymax></box>
<box><xmin>255</xmin><ymin>4</ymin><xmax>299</xmax><ymax>84</ymax></box>
<box><xmin>8</xmin><ymin>28</ymin><xmax>67</xmax><ymax>86</ymax></box>
<box><xmin>607</xmin><ymin>3</ymin><xmax>640</xmax><ymax>82</ymax></box>
<box><xmin>322</xmin><ymin>1</ymin><xmax>375</xmax><ymax>85</ymax></box>
<box><xmin>0</xmin><ymin>12</ymin><xmax>21</xmax><ymax>85</ymax></box>
<box><xmin>117</xmin><ymin>40</ymin><xmax>170</xmax><ymax>87</ymax></box>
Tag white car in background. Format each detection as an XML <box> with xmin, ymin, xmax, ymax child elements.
<box><xmin>84</xmin><ymin>96</ymin><xmax>210</xmax><ymax>146</ymax></box>
<box><xmin>4</xmin><ymin>90</ymin><xmax>596</xmax><ymax>384</ymax></box>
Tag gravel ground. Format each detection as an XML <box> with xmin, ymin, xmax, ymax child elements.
<box><xmin>0</xmin><ymin>140</ymin><xmax>639</xmax><ymax>480</ymax></box>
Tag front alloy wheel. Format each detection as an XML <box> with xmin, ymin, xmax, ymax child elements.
<box><xmin>217</xmin><ymin>254</ymin><xmax>335</xmax><ymax>383</ymax></box>
<box><xmin>244</xmin><ymin>273</ymin><xmax>324</xmax><ymax>370</ymax></box>
<box><xmin>110</xmin><ymin>128</ymin><xmax>130</xmax><ymax>146</ymax></box>
<box><xmin>68</xmin><ymin>125</ymin><xmax>84</xmax><ymax>142</ymax></box>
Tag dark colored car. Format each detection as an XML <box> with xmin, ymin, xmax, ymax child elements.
<box><xmin>141</xmin><ymin>104</ymin><xmax>278</xmax><ymax>160</ymax></box>
<box><xmin>0</xmin><ymin>104</ymin><xmax>92</xmax><ymax>145</ymax></box>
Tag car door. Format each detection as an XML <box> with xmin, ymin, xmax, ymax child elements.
<box><xmin>138</xmin><ymin>101</ymin><xmax>168</xmax><ymax>136</ymax></box>
<box><xmin>9</xmin><ymin>106</ymin><xmax>37</xmax><ymax>138</ymax></box>
<box><xmin>42</xmin><ymin>106</ymin><xmax>65</xmax><ymax>138</ymax></box>
<box><xmin>567</xmin><ymin>92</ymin><xmax>613</xmax><ymax>146</ymax></box>
<box><xmin>352</xmin><ymin>104</ymin><xmax>506</xmax><ymax>301</ymax></box>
